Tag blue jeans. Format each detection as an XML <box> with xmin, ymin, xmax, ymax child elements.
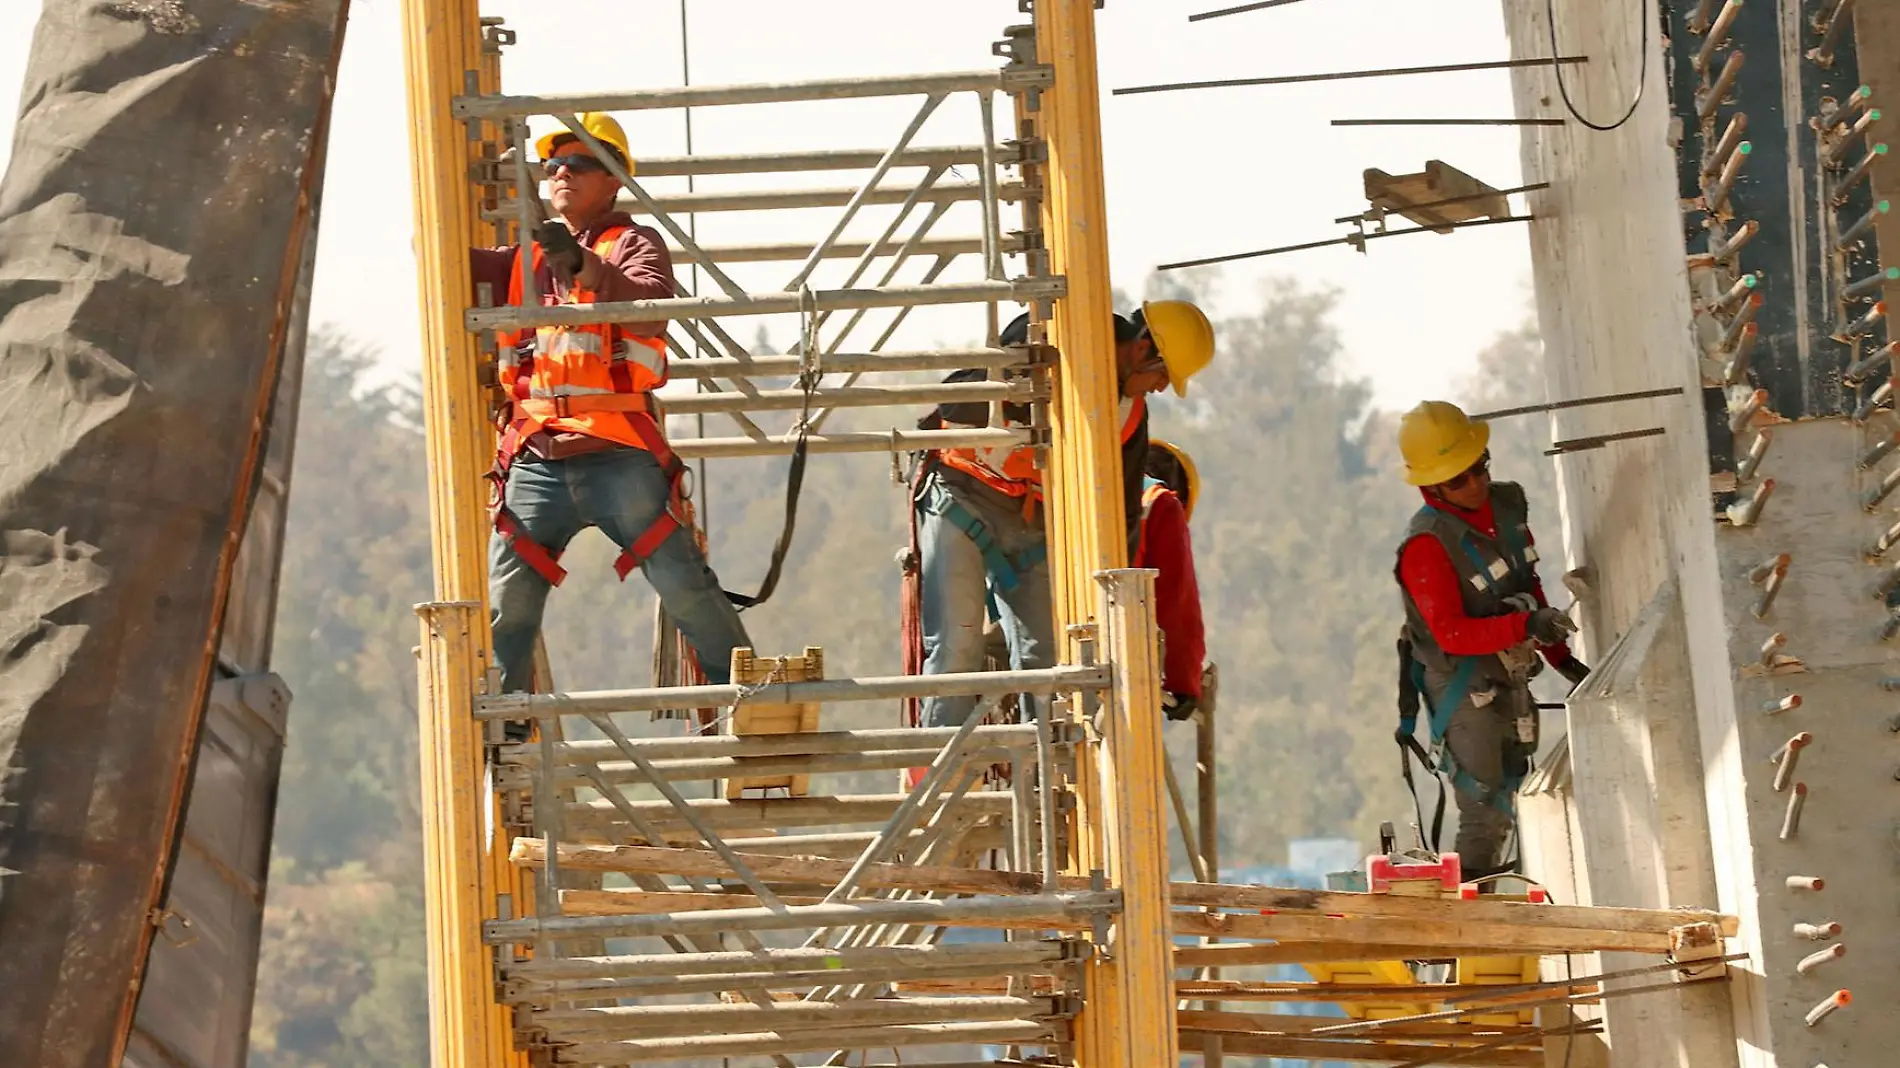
<box><xmin>489</xmin><ymin>448</ymin><xmax>749</xmax><ymax>691</ymax></box>
<box><xmin>916</xmin><ymin>472</ymin><xmax>1054</xmax><ymax>728</ymax></box>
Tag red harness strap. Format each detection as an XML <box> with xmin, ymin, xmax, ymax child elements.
<box><xmin>610</xmin><ymin>405</ymin><xmax>690</xmax><ymax>580</ymax></box>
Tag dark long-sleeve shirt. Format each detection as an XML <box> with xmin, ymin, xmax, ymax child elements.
<box><xmin>470</xmin><ymin>211</ymin><xmax>674</xmax><ymax>337</ymax></box>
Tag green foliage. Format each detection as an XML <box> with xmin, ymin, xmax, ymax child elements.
<box><xmin>250</xmin><ymin>289</ymin><xmax>1555</xmax><ymax>1060</ymax></box>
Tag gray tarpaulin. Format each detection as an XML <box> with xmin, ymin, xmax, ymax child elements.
<box><xmin>0</xmin><ymin>1</ymin><xmax>348</xmax><ymax>1064</ymax></box>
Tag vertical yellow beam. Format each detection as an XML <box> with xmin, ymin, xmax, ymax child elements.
<box><xmin>401</xmin><ymin>1</ymin><xmax>525</xmax><ymax>1066</ymax></box>
<box><xmin>1034</xmin><ymin>3</ymin><xmax>1179</xmax><ymax>1067</ymax></box>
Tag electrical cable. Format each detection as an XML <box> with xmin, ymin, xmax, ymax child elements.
<box><xmin>1545</xmin><ymin>0</ymin><xmax>1649</xmax><ymax>131</ymax></box>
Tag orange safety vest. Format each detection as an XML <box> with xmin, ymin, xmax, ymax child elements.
<box><xmin>488</xmin><ymin>227</ymin><xmax>685</xmax><ymax>587</ymax></box>
<box><xmin>936</xmin><ymin>394</ymin><xmax>1146</xmax><ymax>510</ymax></box>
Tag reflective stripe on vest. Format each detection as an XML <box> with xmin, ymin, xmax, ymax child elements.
<box><xmin>937</xmin><ymin>393</ymin><xmax>1146</xmax><ymax>502</ymax></box>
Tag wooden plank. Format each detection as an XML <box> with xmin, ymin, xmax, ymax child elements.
<box><xmin>1169</xmin><ymin>881</ymin><xmax>1737</xmax><ymax>937</ymax></box>
<box><xmin>1173</xmin><ymin>908</ymin><xmax>1675</xmax><ymax>955</ymax></box>
<box><xmin>1178</xmin><ymin>1009</ymin><xmax>1544</xmax><ymax>1043</ymax></box>
<box><xmin>1181</xmin><ymin>1029</ymin><xmax>1545</xmax><ymax>1067</ymax></box>
<box><xmin>723</xmin><ymin>646</ymin><xmax>824</xmax><ymax>798</ymax></box>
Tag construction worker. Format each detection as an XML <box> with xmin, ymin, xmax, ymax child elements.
<box><xmin>469</xmin><ymin>113</ymin><xmax>748</xmax><ymax>699</ymax></box>
<box><xmin>910</xmin><ymin>303</ymin><xmax>1215</xmax><ymax>732</ymax></box>
<box><xmin>1134</xmin><ymin>440</ymin><xmax>1207</xmax><ymax>720</ymax></box>
<box><xmin>1393</xmin><ymin>400</ymin><xmax>1590</xmax><ymax>881</ymax></box>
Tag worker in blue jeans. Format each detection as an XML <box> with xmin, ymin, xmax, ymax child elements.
<box><xmin>488</xmin><ymin>448</ymin><xmax>749</xmax><ymax>694</ymax></box>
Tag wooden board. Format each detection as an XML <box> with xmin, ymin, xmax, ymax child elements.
<box><xmin>722</xmin><ymin>646</ymin><xmax>824</xmax><ymax>798</ymax></box>
<box><xmin>1363</xmin><ymin>160</ymin><xmax>1509</xmax><ymax>233</ymax></box>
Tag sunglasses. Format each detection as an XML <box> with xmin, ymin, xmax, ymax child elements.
<box><xmin>1441</xmin><ymin>451</ymin><xmax>1492</xmax><ymax>491</ymax></box>
<box><xmin>542</xmin><ymin>154</ymin><xmax>609</xmax><ymax>176</ymax></box>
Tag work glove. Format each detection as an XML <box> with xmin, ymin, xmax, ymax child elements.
<box><xmin>1555</xmin><ymin>654</ymin><xmax>1592</xmax><ymax>689</ymax></box>
<box><xmin>533</xmin><ymin>219</ymin><xmax>585</xmax><ymax>280</ymax></box>
<box><xmin>1162</xmin><ymin>691</ymin><xmax>1198</xmax><ymax>722</ymax></box>
<box><xmin>1526</xmin><ymin>605</ymin><xmax>1578</xmax><ymax>646</ymax></box>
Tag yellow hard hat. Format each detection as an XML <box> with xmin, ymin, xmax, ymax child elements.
<box><xmin>536</xmin><ymin>112</ymin><xmax>636</xmax><ymax>175</ymax></box>
<box><xmin>1148</xmin><ymin>439</ymin><xmax>1201</xmax><ymax>522</ymax></box>
<box><xmin>1398</xmin><ymin>400</ymin><xmax>1491</xmax><ymax>486</ymax></box>
<box><xmin>1141</xmin><ymin>300</ymin><xmax>1215</xmax><ymax>397</ymax></box>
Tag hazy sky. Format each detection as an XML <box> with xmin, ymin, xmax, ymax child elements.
<box><xmin>0</xmin><ymin>0</ymin><xmax>1540</xmax><ymax>410</ymax></box>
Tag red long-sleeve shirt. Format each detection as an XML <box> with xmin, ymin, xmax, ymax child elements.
<box><xmin>471</xmin><ymin>211</ymin><xmax>675</xmax><ymax>337</ymax></box>
<box><xmin>1134</xmin><ymin>489</ymin><xmax>1206</xmax><ymax>697</ymax></box>
<box><xmin>1398</xmin><ymin>491</ymin><xmax>1570</xmax><ymax>665</ymax></box>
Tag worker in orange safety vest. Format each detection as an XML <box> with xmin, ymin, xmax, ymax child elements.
<box><xmin>469</xmin><ymin>112</ymin><xmax>749</xmax><ymax>714</ymax></box>
<box><xmin>906</xmin><ymin>303</ymin><xmax>1216</xmax><ymax>735</ymax></box>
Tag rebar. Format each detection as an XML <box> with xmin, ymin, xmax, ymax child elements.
<box><xmin>1845</xmin><ymin>342</ymin><xmax>1898</xmax><ymax>385</ymax></box>
<box><xmin>1810</xmin><ymin>0</ymin><xmax>1856</xmax><ymax>66</ymax></box>
<box><xmin>1473</xmin><ymin>386</ymin><xmax>1683</xmax><ymax>421</ymax></box>
<box><xmin>1695</xmin><ymin>0</ymin><xmax>1744</xmax><ymax>73</ymax></box>
<box><xmin>1854</xmin><ymin>377</ymin><xmax>1894</xmax><ymax>422</ymax></box>
<box><xmin>1712</xmin><ymin>219</ymin><xmax>1760</xmax><ymax>260</ymax></box>
<box><xmin>1688</xmin><ymin>0</ymin><xmax>1717</xmax><ymax>32</ymax></box>
<box><xmin>1762</xmin><ymin>693</ymin><xmax>1801</xmax><ymax>716</ymax></box>
<box><xmin>1779</xmin><ymin>781</ymin><xmax>1808</xmax><ymax>839</ymax></box>
<box><xmin>1113</xmin><ymin>56</ymin><xmax>1588</xmax><ymax>97</ymax></box>
<box><xmin>1752</xmin><ymin>559</ymin><xmax>1787</xmax><ymax>617</ymax></box>
<box><xmin>1699</xmin><ymin>51</ymin><xmax>1745</xmax><ymax>121</ymax></box>
<box><xmin>1737</xmin><ymin>428</ymin><xmax>1772</xmax><ymax>481</ymax></box>
<box><xmin>1882</xmin><ymin>610</ymin><xmax>1900</xmax><ymax>642</ymax></box>
<box><xmin>1773</xmin><ymin>733</ymin><xmax>1811</xmax><ymax>789</ymax></box>
<box><xmin>508</xmin><ymin>938</ymin><xmax>1065</xmax><ymax>983</ymax></box>
<box><xmin>1832</xmin><ymin>144</ymin><xmax>1887</xmax><ymax>205</ymax></box>
<box><xmin>1844</xmin><ymin>265</ymin><xmax>1898</xmax><ymax>302</ymax></box>
<box><xmin>1722</xmin><ymin>294</ymin><xmax>1763</xmax><ymax>349</ymax></box>
<box><xmin>1794</xmin><ymin>922</ymin><xmax>1842</xmax><ymax>940</ymax></box>
<box><xmin>1840</xmin><ymin>301</ymin><xmax>1886</xmax><ymax>343</ymax></box>
<box><xmin>1759</xmin><ymin>632</ymin><xmax>1786</xmax><ymax>667</ymax></box>
<box><xmin>1714</xmin><ymin>272</ymin><xmax>1759</xmax><ymax>313</ymax></box>
<box><xmin>1723</xmin><ymin>324</ymin><xmax>1759</xmax><ymax>384</ymax></box>
<box><xmin>1825</xmin><ymin>109</ymin><xmax>1881</xmax><ymax>168</ymax></box>
<box><xmin>510</xmin><ymin>956</ymin><xmax>1074</xmax><ymax>1004</ymax></box>
<box><xmin>454</xmin><ymin>69</ymin><xmax>1041</xmax><ymax>120</ymax></box>
<box><xmin>1825</xmin><ymin>85</ymin><xmax>1875</xmax><ymax>125</ymax></box>
<box><xmin>1707</xmin><ymin>142</ymin><xmax>1751</xmax><ymax>213</ymax></box>
<box><xmin>1728</xmin><ymin>388</ymin><xmax>1767</xmax><ymax>434</ymax></box>
<box><xmin>1805</xmin><ymin>990</ymin><xmax>1850</xmax><ymax>1026</ymax></box>
<box><xmin>1787</xmin><ymin>875</ymin><xmax>1827</xmax><ymax>891</ymax></box>
<box><xmin>1838</xmin><ymin>200</ymin><xmax>1891</xmax><ymax>249</ymax></box>
<box><xmin>1703</xmin><ymin>113</ymin><xmax>1748</xmax><ymax>178</ymax></box>
<box><xmin>1796</xmin><ymin>945</ymin><xmax>1846</xmax><ymax>980</ymax></box>
<box><xmin>531</xmin><ymin>994</ymin><xmax>1057</xmax><ymax>1039</ymax></box>
<box><xmin>1748</xmin><ymin>552</ymin><xmax>1790</xmax><ymax>584</ymax></box>
<box><xmin>1868</xmin><ymin>514</ymin><xmax>1900</xmax><ymax>558</ymax></box>
<box><xmin>1864</xmin><ymin>462</ymin><xmax>1900</xmax><ymax>510</ymax></box>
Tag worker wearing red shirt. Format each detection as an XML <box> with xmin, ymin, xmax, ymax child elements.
<box><xmin>1134</xmin><ymin>440</ymin><xmax>1208</xmax><ymax>719</ymax></box>
<box><xmin>1394</xmin><ymin>401</ymin><xmax>1590</xmax><ymax>879</ymax></box>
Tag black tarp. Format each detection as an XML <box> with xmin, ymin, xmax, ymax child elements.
<box><xmin>0</xmin><ymin>2</ymin><xmax>347</xmax><ymax>1064</ymax></box>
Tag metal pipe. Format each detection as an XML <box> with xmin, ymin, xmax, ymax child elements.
<box><xmin>1841</xmin><ymin>301</ymin><xmax>1887</xmax><ymax>343</ymax></box>
<box><xmin>1688</xmin><ymin>0</ymin><xmax>1717</xmax><ymax>33</ymax></box>
<box><xmin>1722</xmin><ymin>294</ymin><xmax>1763</xmax><ymax>349</ymax></box>
<box><xmin>511</xmin><ymin>956</ymin><xmax>1073</xmax><ymax>1003</ymax></box>
<box><xmin>1729</xmin><ymin>477</ymin><xmax>1775</xmax><ymax>527</ymax></box>
<box><xmin>1713</xmin><ymin>272</ymin><xmax>1760</xmax><ymax>312</ymax></box>
<box><xmin>1728</xmin><ymin>388</ymin><xmax>1767</xmax><ymax>433</ymax></box>
<box><xmin>507</xmin><ymin>747</ymin><xmax>1020</xmax><ymax>792</ymax></box>
<box><xmin>1736</xmin><ymin>428</ymin><xmax>1772</xmax><ymax>482</ymax></box>
<box><xmin>1838</xmin><ymin>200</ymin><xmax>1891</xmax><ymax>249</ymax></box>
<box><xmin>665</xmin><ymin>348</ymin><xmax>1023</xmax><ymax>379</ymax></box>
<box><xmin>1780</xmin><ymin>781</ymin><xmax>1808</xmax><ymax>839</ymax></box>
<box><xmin>533</xmin><ymin>177</ymin><xmax>1021</xmax><ymax>216</ymax></box>
<box><xmin>1787</xmin><ymin>875</ymin><xmax>1826</xmax><ymax>891</ymax></box>
<box><xmin>628</xmin><ymin>143</ymin><xmax>1003</xmax><ymax>177</ymax></box>
<box><xmin>1163</xmin><ymin>755</ymin><xmax>1212</xmax><ymax>883</ymax></box>
<box><xmin>532</xmin><ymin>994</ymin><xmax>1057</xmax><ymax>1038</ymax></box>
<box><xmin>668</xmin><ymin>235</ymin><xmax>1005</xmax><ymax>265</ymax></box>
<box><xmin>1854</xmin><ymin>377</ymin><xmax>1894</xmax><ymax>422</ymax></box>
<box><xmin>1749</xmin><ymin>553</ymin><xmax>1791</xmax><ymax>584</ymax></box>
<box><xmin>1845</xmin><ymin>265</ymin><xmax>1898</xmax><ymax>302</ymax></box>
<box><xmin>507</xmin><ymin>939</ymin><xmax>1068</xmax><ymax>982</ymax></box>
<box><xmin>469</xmin><ymin>277</ymin><xmax>1064</xmax><ymax>331</ymax></box>
<box><xmin>1826</xmin><ymin>108</ymin><xmax>1881</xmax><ymax>168</ymax></box>
<box><xmin>786</xmin><ymin>93</ymin><xmax>946</xmax><ymax>290</ymax></box>
<box><xmin>1762</xmin><ymin>694</ymin><xmax>1802</xmax><ymax>716</ymax></box>
<box><xmin>1035</xmin><ymin>706</ymin><xmax>1059</xmax><ymax>891</ymax></box>
<box><xmin>1795</xmin><ymin>922</ymin><xmax>1842</xmax><ymax>940</ymax></box>
<box><xmin>978</xmin><ymin>92</ymin><xmax>1005</xmax><ymax>281</ymax></box>
<box><xmin>1773</xmin><ymin>733</ymin><xmax>1811</xmax><ymax>789</ymax></box>
<box><xmin>1695</xmin><ymin>0</ymin><xmax>1744</xmax><ymax>74</ymax></box>
<box><xmin>1858</xmin><ymin>431</ymin><xmax>1900</xmax><ymax>472</ymax></box>
<box><xmin>486</xmin><ymin>890</ymin><xmax>1120</xmax><ymax>944</ymax></box>
<box><xmin>1112</xmin><ymin>56</ymin><xmax>1588</xmax><ymax>97</ymax></box>
<box><xmin>1752</xmin><ymin>565</ymin><xmax>1786</xmax><ymax>616</ymax></box>
<box><xmin>454</xmin><ymin>69</ymin><xmax>1040</xmax><ymax>120</ymax></box>
<box><xmin>662</xmin><ymin>380</ymin><xmax>1036</xmax><ymax>415</ymax></box>
<box><xmin>1723</xmin><ymin>324</ymin><xmax>1759</xmax><ymax>384</ymax></box>
<box><xmin>1699</xmin><ymin>51</ymin><xmax>1745</xmax><ymax>121</ymax></box>
<box><xmin>1472</xmin><ymin>386</ymin><xmax>1682</xmax><ymax>422</ymax></box>
<box><xmin>1707</xmin><ymin>142</ymin><xmax>1751</xmax><ymax>213</ymax></box>
<box><xmin>1811</xmin><ymin>0</ymin><xmax>1856</xmax><ymax>66</ymax></box>
<box><xmin>563</xmin><ymin>791</ymin><xmax>1016</xmax><ymax>831</ymax></box>
<box><xmin>1712</xmin><ymin>219</ymin><xmax>1760</xmax><ymax>260</ymax></box>
<box><xmin>482</xmin><ymin>666</ymin><xmax>1105</xmax><ymax>719</ymax></box>
<box><xmin>1759</xmin><ymin>632</ymin><xmax>1786</xmax><ymax>667</ymax></box>
<box><xmin>1703</xmin><ymin>113</ymin><xmax>1748</xmax><ymax>178</ymax></box>
<box><xmin>553</xmin><ymin>1020</ymin><xmax>1056</xmax><ymax>1065</ymax></box>
<box><xmin>1845</xmin><ymin>342</ymin><xmax>1899</xmax><ymax>384</ymax></box>
<box><xmin>515</xmin><ymin>723</ymin><xmax>1040</xmax><ymax>764</ymax></box>
<box><xmin>672</xmin><ymin>426</ymin><xmax>1029</xmax><ymax>460</ymax></box>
